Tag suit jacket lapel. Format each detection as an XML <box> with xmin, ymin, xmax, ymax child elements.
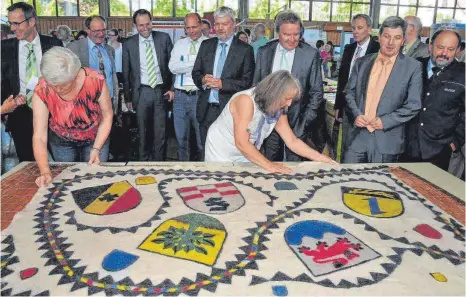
<box><xmin>361</xmin><ymin>54</ymin><xmax>377</xmax><ymax>107</ymax></box>
<box><xmin>407</xmin><ymin>39</ymin><xmax>420</xmax><ymax>57</ymax></box>
<box><xmin>132</xmin><ymin>36</ymin><xmax>141</xmax><ymax>80</ymax></box>
<box><xmin>152</xmin><ymin>32</ymin><xmax>164</xmax><ymax>74</ymax></box>
<box><xmin>265</xmin><ymin>41</ymin><xmax>277</xmax><ymax>75</ymax></box>
<box><xmin>221</xmin><ymin>37</ymin><xmax>238</xmax><ymax>78</ymax></box>
<box><xmin>379</xmin><ymin>55</ymin><xmax>402</xmax><ymax>103</ymax></box>
<box><xmin>12</xmin><ymin>39</ymin><xmax>20</xmax><ymax>93</ymax></box>
<box><xmin>367</xmin><ymin>38</ymin><xmax>378</xmax><ymax>54</ymax></box>
<box><xmin>291</xmin><ymin>43</ymin><xmax>303</xmax><ymax>77</ymax></box>
<box><xmin>206</xmin><ymin>38</ymin><xmax>218</xmax><ymax>75</ymax></box>
<box><xmin>80</xmin><ymin>39</ymin><xmax>90</xmax><ymax>67</ymax></box>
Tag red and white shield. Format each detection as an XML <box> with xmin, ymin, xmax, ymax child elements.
<box><xmin>176</xmin><ymin>182</ymin><xmax>245</xmax><ymax>214</ymax></box>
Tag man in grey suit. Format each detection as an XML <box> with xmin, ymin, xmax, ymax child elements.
<box><xmin>343</xmin><ymin>16</ymin><xmax>422</xmax><ymax>163</ymax></box>
<box><xmin>67</xmin><ymin>15</ymin><xmax>119</xmax><ymax>114</ymax></box>
<box><xmin>253</xmin><ymin>10</ymin><xmax>325</xmax><ymax>161</ymax></box>
<box><xmin>402</xmin><ymin>16</ymin><xmax>429</xmax><ymax>59</ymax></box>
<box><xmin>122</xmin><ymin>9</ymin><xmax>174</xmax><ymax>161</ymax></box>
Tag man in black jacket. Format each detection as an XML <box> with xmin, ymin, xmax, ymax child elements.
<box><xmin>405</xmin><ymin>29</ymin><xmax>465</xmax><ymax>171</ymax></box>
<box><xmin>334</xmin><ymin>14</ymin><xmax>379</xmax><ymax>122</ymax></box>
<box><xmin>1</xmin><ymin>2</ymin><xmax>62</xmax><ymax>162</ymax></box>
<box><xmin>253</xmin><ymin>10</ymin><xmax>325</xmax><ymax>161</ymax></box>
<box><xmin>192</xmin><ymin>6</ymin><xmax>254</xmax><ymax>159</ymax></box>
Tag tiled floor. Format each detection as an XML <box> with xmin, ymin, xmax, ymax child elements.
<box><xmin>1</xmin><ymin>163</ymin><xmax>70</xmax><ymax>230</ymax></box>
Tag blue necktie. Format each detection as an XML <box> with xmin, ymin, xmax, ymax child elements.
<box><xmin>211</xmin><ymin>43</ymin><xmax>227</xmax><ymax>103</ymax></box>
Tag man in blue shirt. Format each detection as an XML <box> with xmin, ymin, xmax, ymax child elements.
<box><xmin>68</xmin><ymin>16</ymin><xmax>119</xmax><ymax>114</ymax></box>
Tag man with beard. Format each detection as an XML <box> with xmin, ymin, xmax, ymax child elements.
<box><xmin>404</xmin><ymin>29</ymin><xmax>465</xmax><ymax>172</ymax></box>
<box><xmin>123</xmin><ymin>9</ymin><xmax>174</xmax><ymax>161</ymax></box>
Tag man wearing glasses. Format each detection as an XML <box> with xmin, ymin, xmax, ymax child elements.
<box><xmin>1</xmin><ymin>2</ymin><xmax>62</xmax><ymax>162</ymax></box>
<box><xmin>68</xmin><ymin>16</ymin><xmax>119</xmax><ymax>114</ymax></box>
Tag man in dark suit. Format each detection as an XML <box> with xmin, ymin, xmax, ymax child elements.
<box><xmin>122</xmin><ymin>9</ymin><xmax>174</xmax><ymax>161</ymax></box>
<box><xmin>343</xmin><ymin>16</ymin><xmax>422</xmax><ymax>163</ymax></box>
<box><xmin>1</xmin><ymin>2</ymin><xmax>62</xmax><ymax>162</ymax></box>
<box><xmin>253</xmin><ymin>10</ymin><xmax>325</xmax><ymax>161</ymax></box>
<box><xmin>334</xmin><ymin>14</ymin><xmax>380</xmax><ymax>122</ymax></box>
<box><xmin>404</xmin><ymin>30</ymin><xmax>465</xmax><ymax>172</ymax></box>
<box><xmin>192</xmin><ymin>6</ymin><xmax>254</xmax><ymax>159</ymax></box>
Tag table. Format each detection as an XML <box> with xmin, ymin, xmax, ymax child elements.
<box><xmin>1</xmin><ymin>162</ymin><xmax>464</xmax><ymax>296</ymax></box>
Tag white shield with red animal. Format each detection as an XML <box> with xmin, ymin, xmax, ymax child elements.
<box><xmin>285</xmin><ymin>220</ymin><xmax>381</xmax><ymax>277</ymax></box>
<box><xmin>176</xmin><ymin>182</ymin><xmax>245</xmax><ymax>214</ymax></box>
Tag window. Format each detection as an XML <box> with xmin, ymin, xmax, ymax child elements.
<box><xmin>57</xmin><ymin>0</ymin><xmax>78</xmax><ymax>16</ymax></box>
<box><xmin>436</xmin><ymin>8</ymin><xmax>455</xmax><ymax>22</ymax></box>
<box><xmin>351</xmin><ymin>3</ymin><xmax>370</xmax><ymax>17</ymax></box>
<box><xmin>131</xmin><ymin>0</ymin><xmax>151</xmax><ymax>14</ymax></box>
<box><xmin>332</xmin><ymin>2</ymin><xmax>352</xmax><ymax>22</ymax></box>
<box><xmin>312</xmin><ymin>2</ymin><xmax>330</xmax><ymax>21</ymax></box>
<box><xmin>175</xmin><ymin>0</ymin><xmax>195</xmax><ymax>16</ymax></box>
<box><xmin>36</xmin><ymin>0</ymin><xmax>57</xmax><ymax>16</ymax></box>
<box><xmin>269</xmin><ymin>0</ymin><xmax>287</xmax><ymax>19</ymax></box>
<box><xmin>379</xmin><ymin>5</ymin><xmax>398</xmax><ymax>22</ymax></box>
<box><xmin>249</xmin><ymin>0</ymin><xmax>268</xmax><ymax>19</ymax></box>
<box><xmin>81</xmin><ymin>0</ymin><xmax>100</xmax><ymax>16</ymax></box>
<box><xmin>196</xmin><ymin>0</ymin><xmax>216</xmax><ymax>16</ymax></box>
<box><xmin>398</xmin><ymin>6</ymin><xmax>416</xmax><ymax>18</ymax></box>
<box><xmin>109</xmin><ymin>0</ymin><xmax>130</xmax><ymax>16</ymax></box>
<box><xmin>291</xmin><ymin>1</ymin><xmax>310</xmax><ymax>21</ymax></box>
<box><xmin>417</xmin><ymin>6</ymin><xmax>435</xmax><ymax>26</ymax></box>
<box><xmin>153</xmin><ymin>0</ymin><xmax>172</xmax><ymax>16</ymax></box>
<box><xmin>219</xmin><ymin>0</ymin><xmax>238</xmax><ymax>13</ymax></box>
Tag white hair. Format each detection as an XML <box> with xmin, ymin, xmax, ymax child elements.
<box><xmin>214</xmin><ymin>6</ymin><xmax>235</xmax><ymax>23</ymax></box>
<box><xmin>41</xmin><ymin>46</ymin><xmax>81</xmax><ymax>85</ymax></box>
<box><xmin>56</xmin><ymin>25</ymin><xmax>72</xmax><ymax>42</ymax></box>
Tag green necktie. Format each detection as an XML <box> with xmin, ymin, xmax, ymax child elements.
<box><xmin>26</xmin><ymin>43</ymin><xmax>38</xmax><ymax>107</ymax></box>
<box><xmin>280</xmin><ymin>48</ymin><xmax>289</xmax><ymax>71</ymax></box>
<box><xmin>145</xmin><ymin>40</ymin><xmax>157</xmax><ymax>88</ymax></box>
<box><xmin>190</xmin><ymin>40</ymin><xmax>197</xmax><ymax>55</ymax></box>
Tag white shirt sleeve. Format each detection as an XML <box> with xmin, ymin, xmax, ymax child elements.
<box><xmin>169</xmin><ymin>39</ymin><xmax>195</xmax><ymax>75</ymax></box>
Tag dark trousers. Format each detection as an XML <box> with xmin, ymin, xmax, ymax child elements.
<box><xmin>199</xmin><ymin>104</ymin><xmax>222</xmax><ymax>161</ymax></box>
<box><xmin>402</xmin><ymin>144</ymin><xmax>453</xmax><ymax>172</ymax></box>
<box><xmin>7</xmin><ymin>108</ymin><xmax>34</xmax><ymax>162</ymax></box>
<box><xmin>136</xmin><ymin>86</ymin><xmax>167</xmax><ymax>161</ymax></box>
<box><xmin>261</xmin><ymin>130</ymin><xmax>306</xmax><ymax>162</ymax></box>
<box><xmin>343</xmin><ymin>129</ymin><xmax>398</xmax><ymax>163</ymax></box>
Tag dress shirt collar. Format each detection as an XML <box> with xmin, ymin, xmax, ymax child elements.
<box><xmin>139</xmin><ymin>33</ymin><xmax>154</xmax><ymax>44</ymax></box>
<box><xmin>218</xmin><ymin>34</ymin><xmax>234</xmax><ymax>47</ymax></box>
<box><xmin>376</xmin><ymin>52</ymin><xmax>398</xmax><ymax>65</ymax></box>
<box><xmin>19</xmin><ymin>33</ymin><xmax>40</xmax><ymax>48</ymax></box>
<box><xmin>357</xmin><ymin>36</ymin><xmax>371</xmax><ymax>51</ymax></box>
<box><xmin>187</xmin><ymin>35</ymin><xmax>206</xmax><ymax>44</ymax></box>
<box><xmin>88</xmin><ymin>38</ymin><xmax>105</xmax><ymax>50</ymax></box>
<box><xmin>277</xmin><ymin>42</ymin><xmax>296</xmax><ymax>54</ymax></box>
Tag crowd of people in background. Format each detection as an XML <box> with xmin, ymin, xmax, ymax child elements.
<box><xmin>1</xmin><ymin>2</ymin><xmax>464</xmax><ymax>186</ymax></box>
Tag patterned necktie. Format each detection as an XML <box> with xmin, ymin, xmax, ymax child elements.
<box><xmin>280</xmin><ymin>48</ymin><xmax>289</xmax><ymax>71</ymax></box>
<box><xmin>354</xmin><ymin>46</ymin><xmax>362</xmax><ymax>62</ymax></box>
<box><xmin>190</xmin><ymin>40</ymin><xmax>198</xmax><ymax>55</ymax></box>
<box><xmin>145</xmin><ymin>40</ymin><xmax>157</xmax><ymax>88</ymax></box>
<box><xmin>95</xmin><ymin>45</ymin><xmax>106</xmax><ymax>78</ymax></box>
<box><xmin>211</xmin><ymin>43</ymin><xmax>227</xmax><ymax>103</ymax></box>
<box><xmin>25</xmin><ymin>43</ymin><xmax>38</xmax><ymax>107</ymax></box>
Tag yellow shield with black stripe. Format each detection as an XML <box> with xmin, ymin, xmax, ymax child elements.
<box><xmin>341</xmin><ymin>187</ymin><xmax>404</xmax><ymax>218</ymax></box>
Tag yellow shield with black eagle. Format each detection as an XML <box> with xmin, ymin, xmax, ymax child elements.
<box><xmin>341</xmin><ymin>187</ymin><xmax>404</xmax><ymax>218</ymax></box>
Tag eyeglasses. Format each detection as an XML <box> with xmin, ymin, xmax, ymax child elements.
<box><xmin>89</xmin><ymin>29</ymin><xmax>106</xmax><ymax>34</ymax></box>
<box><xmin>8</xmin><ymin>17</ymin><xmax>30</xmax><ymax>27</ymax></box>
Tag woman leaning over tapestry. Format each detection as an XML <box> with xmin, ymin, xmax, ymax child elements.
<box><xmin>205</xmin><ymin>70</ymin><xmax>337</xmax><ymax>173</ymax></box>
<box><xmin>33</xmin><ymin>47</ymin><xmax>113</xmax><ymax>187</ymax></box>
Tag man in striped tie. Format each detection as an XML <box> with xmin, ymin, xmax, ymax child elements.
<box><xmin>122</xmin><ymin>9</ymin><xmax>174</xmax><ymax>161</ymax></box>
<box><xmin>1</xmin><ymin>2</ymin><xmax>62</xmax><ymax>161</ymax></box>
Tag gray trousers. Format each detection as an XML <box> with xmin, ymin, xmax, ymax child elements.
<box><xmin>343</xmin><ymin>129</ymin><xmax>398</xmax><ymax>163</ymax></box>
<box><xmin>136</xmin><ymin>86</ymin><xmax>167</xmax><ymax>161</ymax></box>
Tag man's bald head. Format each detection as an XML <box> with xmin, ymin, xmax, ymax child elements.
<box><xmin>184</xmin><ymin>12</ymin><xmax>202</xmax><ymax>41</ymax></box>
